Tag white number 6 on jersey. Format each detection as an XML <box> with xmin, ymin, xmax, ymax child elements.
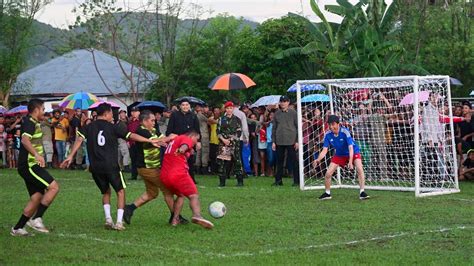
<box><xmin>98</xmin><ymin>130</ymin><xmax>106</xmax><ymax>146</ymax></box>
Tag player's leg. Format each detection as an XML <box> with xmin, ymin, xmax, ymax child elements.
<box><xmin>11</xmin><ymin>192</ymin><xmax>42</xmax><ymax>236</ymax></box>
<box><xmin>319</xmin><ymin>162</ymin><xmax>339</xmax><ymax>200</ymax></box>
<box><xmin>188</xmin><ymin>194</ymin><xmax>213</xmax><ymax>229</ymax></box>
<box><xmin>92</xmin><ymin>173</ymin><xmax>114</xmax><ymax>228</ymax></box>
<box><xmin>171</xmin><ymin>196</ymin><xmax>185</xmax><ymax>226</ymax></box>
<box><xmin>354</xmin><ymin>156</ymin><xmax>370</xmax><ymax>199</ymax></box>
<box><xmin>22</xmin><ymin>166</ymin><xmax>59</xmax><ymax>233</ymax></box>
<box><xmin>124</xmin><ymin>168</ymin><xmax>159</xmax><ymax>224</ymax></box>
<box><xmin>108</xmin><ymin>171</ymin><xmax>127</xmax><ymax>230</ymax></box>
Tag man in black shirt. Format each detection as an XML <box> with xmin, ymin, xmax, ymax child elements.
<box><xmin>166</xmin><ymin>99</ymin><xmax>201</xmax><ymax>182</ymax></box>
<box><xmin>11</xmin><ymin>99</ymin><xmax>60</xmax><ymax>236</ymax></box>
<box><xmin>62</xmin><ymin>103</ymin><xmax>161</xmax><ymax>231</ymax></box>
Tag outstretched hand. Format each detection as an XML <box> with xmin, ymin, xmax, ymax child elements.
<box><xmin>60</xmin><ymin>157</ymin><xmax>73</xmax><ymax>169</ymax></box>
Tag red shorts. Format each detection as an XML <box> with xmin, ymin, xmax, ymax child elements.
<box><xmin>331</xmin><ymin>153</ymin><xmax>362</xmax><ymax>167</ymax></box>
<box><xmin>160</xmin><ymin>172</ymin><xmax>198</xmax><ymax>197</ymax></box>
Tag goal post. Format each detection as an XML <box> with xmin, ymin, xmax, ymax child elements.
<box><xmin>296</xmin><ymin>76</ymin><xmax>460</xmax><ymax>197</ymax></box>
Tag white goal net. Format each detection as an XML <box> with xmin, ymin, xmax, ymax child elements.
<box><xmin>296</xmin><ymin>76</ymin><xmax>460</xmax><ymax>197</ymax></box>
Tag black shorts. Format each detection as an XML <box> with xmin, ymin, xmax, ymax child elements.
<box><xmin>91</xmin><ymin>171</ymin><xmax>126</xmax><ymax>194</ymax></box>
<box><xmin>18</xmin><ymin>165</ymin><xmax>55</xmax><ymax>196</ymax></box>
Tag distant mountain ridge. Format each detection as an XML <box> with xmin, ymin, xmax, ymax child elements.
<box><xmin>27</xmin><ymin>14</ymin><xmax>260</xmax><ymax>69</ymax></box>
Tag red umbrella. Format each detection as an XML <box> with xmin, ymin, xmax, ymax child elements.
<box><xmin>208</xmin><ymin>73</ymin><xmax>256</xmax><ymax>91</ymax></box>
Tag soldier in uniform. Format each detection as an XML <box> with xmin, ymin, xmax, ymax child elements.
<box><xmin>194</xmin><ymin>104</ymin><xmax>210</xmax><ymax>174</ymax></box>
<box><xmin>217</xmin><ymin>101</ymin><xmax>243</xmax><ymax>187</ymax></box>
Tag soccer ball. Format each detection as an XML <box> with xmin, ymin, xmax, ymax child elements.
<box><xmin>208</xmin><ymin>201</ymin><xmax>226</xmax><ymax>219</ymax></box>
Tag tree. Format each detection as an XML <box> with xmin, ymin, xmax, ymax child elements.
<box><xmin>396</xmin><ymin>0</ymin><xmax>473</xmax><ymax>96</ymax></box>
<box><xmin>70</xmin><ymin>0</ymin><xmax>157</xmax><ymax>104</ymax></box>
<box><xmin>0</xmin><ymin>0</ymin><xmax>52</xmax><ymax>107</ymax></box>
<box><xmin>146</xmin><ymin>0</ymin><xmax>208</xmax><ymax>106</ymax></box>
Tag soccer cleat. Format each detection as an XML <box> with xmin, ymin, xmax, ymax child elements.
<box><xmin>113</xmin><ymin>222</ymin><xmax>126</xmax><ymax>231</ymax></box>
<box><xmin>123</xmin><ymin>205</ymin><xmax>134</xmax><ymax>225</ymax></box>
<box><xmin>10</xmin><ymin>227</ymin><xmax>34</xmax><ymax>237</ymax></box>
<box><xmin>271</xmin><ymin>182</ymin><xmax>283</xmax><ymax>186</ymax></box>
<box><xmin>179</xmin><ymin>215</ymin><xmax>189</xmax><ymax>225</ymax></box>
<box><xmin>359</xmin><ymin>191</ymin><xmax>370</xmax><ymax>200</ymax></box>
<box><xmin>318</xmin><ymin>192</ymin><xmax>332</xmax><ymax>200</ymax></box>
<box><xmin>104</xmin><ymin>219</ymin><xmax>114</xmax><ymax>230</ymax></box>
<box><xmin>191</xmin><ymin>217</ymin><xmax>214</xmax><ymax>229</ymax></box>
<box><xmin>170</xmin><ymin>217</ymin><xmax>180</xmax><ymax>227</ymax></box>
<box><xmin>27</xmin><ymin>218</ymin><xmax>49</xmax><ymax>233</ymax></box>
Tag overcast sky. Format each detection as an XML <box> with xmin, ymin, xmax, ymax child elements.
<box><xmin>37</xmin><ymin>0</ymin><xmax>393</xmax><ymax>29</ymax></box>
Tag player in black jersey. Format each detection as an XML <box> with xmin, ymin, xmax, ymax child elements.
<box><xmin>62</xmin><ymin>103</ymin><xmax>164</xmax><ymax>231</ymax></box>
<box><xmin>11</xmin><ymin>99</ymin><xmax>60</xmax><ymax>236</ymax></box>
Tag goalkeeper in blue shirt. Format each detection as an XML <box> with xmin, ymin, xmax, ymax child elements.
<box><xmin>313</xmin><ymin>115</ymin><xmax>370</xmax><ymax>200</ymax></box>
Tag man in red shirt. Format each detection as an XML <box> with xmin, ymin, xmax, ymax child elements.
<box><xmin>160</xmin><ymin>131</ymin><xmax>214</xmax><ymax>229</ymax></box>
<box><xmin>127</xmin><ymin>107</ymin><xmax>141</xmax><ymax>179</ymax></box>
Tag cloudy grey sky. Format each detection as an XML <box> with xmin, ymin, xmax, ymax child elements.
<box><xmin>37</xmin><ymin>0</ymin><xmax>393</xmax><ymax>29</ymax></box>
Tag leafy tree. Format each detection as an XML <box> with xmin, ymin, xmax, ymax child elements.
<box><xmin>0</xmin><ymin>0</ymin><xmax>52</xmax><ymax>107</ymax></box>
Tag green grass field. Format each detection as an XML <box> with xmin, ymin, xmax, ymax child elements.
<box><xmin>1</xmin><ymin>169</ymin><xmax>473</xmax><ymax>265</ymax></box>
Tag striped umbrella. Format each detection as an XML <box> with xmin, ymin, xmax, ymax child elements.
<box><xmin>208</xmin><ymin>73</ymin><xmax>256</xmax><ymax>91</ymax></box>
<box><xmin>59</xmin><ymin>92</ymin><xmax>99</xmax><ymax>110</ymax></box>
<box><xmin>88</xmin><ymin>101</ymin><xmax>121</xmax><ymax>110</ymax></box>
<box><xmin>0</xmin><ymin>105</ymin><xmax>7</xmax><ymax>114</ymax></box>
<box><xmin>5</xmin><ymin>105</ymin><xmax>28</xmax><ymax>116</ymax></box>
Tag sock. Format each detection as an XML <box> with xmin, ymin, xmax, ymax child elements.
<box><xmin>360</xmin><ymin>189</ymin><xmax>365</xmax><ymax>194</ymax></box>
<box><xmin>103</xmin><ymin>204</ymin><xmax>112</xmax><ymax>220</ymax></box>
<box><xmin>325</xmin><ymin>189</ymin><xmax>331</xmax><ymax>195</ymax></box>
<box><xmin>117</xmin><ymin>209</ymin><xmax>124</xmax><ymax>224</ymax></box>
<box><xmin>129</xmin><ymin>203</ymin><xmax>137</xmax><ymax>211</ymax></box>
<box><xmin>33</xmin><ymin>203</ymin><xmax>49</xmax><ymax>219</ymax></box>
<box><xmin>14</xmin><ymin>214</ymin><xmax>31</xmax><ymax>230</ymax></box>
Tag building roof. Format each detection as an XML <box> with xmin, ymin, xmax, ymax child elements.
<box><xmin>12</xmin><ymin>49</ymin><xmax>157</xmax><ymax>96</ymax></box>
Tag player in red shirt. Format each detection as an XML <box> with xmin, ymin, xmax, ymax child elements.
<box><xmin>160</xmin><ymin>131</ymin><xmax>214</xmax><ymax>229</ymax></box>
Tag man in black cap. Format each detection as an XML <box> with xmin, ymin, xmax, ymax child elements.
<box><xmin>272</xmin><ymin>95</ymin><xmax>299</xmax><ymax>186</ymax></box>
<box><xmin>166</xmin><ymin>99</ymin><xmax>200</xmax><ymax>183</ymax></box>
<box><xmin>313</xmin><ymin>115</ymin><xmax>369</xmax><ymax>200</ymax></box>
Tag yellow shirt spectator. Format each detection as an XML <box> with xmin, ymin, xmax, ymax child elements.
<box><xmin>52</xmin><ymin>117</ymin><xmax>69</xmax><ymax>141</ymax></box>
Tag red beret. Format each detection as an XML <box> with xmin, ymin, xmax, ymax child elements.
<box><xmin>224</xmin><ymin>101</ymin><xmax>234</xmax><ymax>108</ymax></box>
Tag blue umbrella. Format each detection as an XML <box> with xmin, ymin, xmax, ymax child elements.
<box><xmin>0</xmin><ymin>105</ymin><xmax>6</xmax><ymax>114</ymax></box>
<box><xmin>136</xmin><ymin>101</ymin><xmax>167</xmax><ymax>113</ymax></box>
<box><xmin>5</xmin><ymin>105</ymin><xmax>28</xmax><ymax>116</ymax></box>
<box><xmin>450</xmin><ymin>78</ymin><xmax>463</xmax><ymax>86</ymax></box>
<box><xmin>301</xmin><ymin>94</ymin><xmax>330</xmax><ymax>103</ymax></box>
<box><xmin>250</xmin><ymin>95</ymin><xmax>282</xmax><ymax>108</ymax></box>
<box><xmin>287</xmin><ymin>83</ymin><xmax>325</xmax><ymax>92</ymax></box>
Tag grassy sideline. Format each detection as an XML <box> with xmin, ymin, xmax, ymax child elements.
<box><xmin>1</xmin><ymin>169</ymin><xmax>473</xmax><ymax>265</ymax></box>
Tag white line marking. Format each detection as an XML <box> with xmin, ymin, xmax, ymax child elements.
<box><xmin>54</xmin><ymin>225</ymin><xmax>473</xmax><ymax>258</ymax></box>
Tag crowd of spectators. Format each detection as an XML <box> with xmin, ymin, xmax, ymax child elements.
<box><xmin>1</xmin><ymin>94</ymin><xmax>473</xmax><ymax>183</ymax></box>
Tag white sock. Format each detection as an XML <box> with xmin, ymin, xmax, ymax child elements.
<box><xmin>103</xmin><ymin>204</ymin><xmax>112</xmax><ymax>220</ymax></box>
<box><xmin>360</xmin><ymin>189</ymin><xmax>365</xmax><ymax>194</ymax></box>
<box><xmin>117</xmin><ymin>209</ymin><xmax>124</xmax><ymax>224</ymax></box>
<box><xmin>325</xmin><ymin>189</ymin><xmax>331</xmax><ymax>195</ymax></box>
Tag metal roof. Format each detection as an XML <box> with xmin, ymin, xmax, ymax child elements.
<box><xmin>12</xmin><ymin>49</ymin><xmax>157</xmax><ymax>96</ymax></box>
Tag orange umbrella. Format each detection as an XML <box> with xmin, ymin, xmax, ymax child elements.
<box><xmin>208</xmin><ymin>73</ymin><xmax>256</xmax><ymax>91</ymax></box>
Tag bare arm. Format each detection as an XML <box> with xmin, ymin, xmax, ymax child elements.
<box><xmin>61</xmin><ymin>137</ymin><xmax>84</xmax><ymax>168</ymax></box>
<box><xmin>315</xmin><ymin>147</ymin><xmax>329</xmax><ymax>164</ymax></box>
